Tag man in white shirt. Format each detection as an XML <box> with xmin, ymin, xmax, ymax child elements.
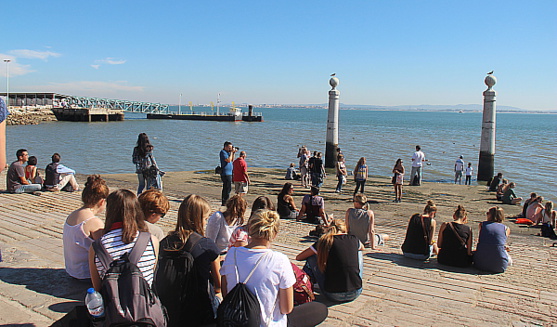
<box><xmin>410</xmin><ymin>145</ymin><xmax>425</xmax><ymax>186</ymax></box>
<box><xmin>454</xmin><ymin>156</ymin><xmax>465</xmax><ymax>184</ymax></box>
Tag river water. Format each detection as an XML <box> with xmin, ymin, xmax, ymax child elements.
<box><xmin>6</xmin><ymin>108</ymin><xmax>556</xmax><ymax>202</ymax></box>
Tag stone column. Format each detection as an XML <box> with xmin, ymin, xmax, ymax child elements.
<box><xmin>478</xmin><ymin>73</ymin><xmax>497</xmax><ymax>181</ymax></box>
<box><xmin>325</xmin><ymin>76</ymin><xmax>340</xmax><ymax>168</ymax></box>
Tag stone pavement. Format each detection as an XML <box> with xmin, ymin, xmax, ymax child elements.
<box><xmin>0</xmin><ymin>180</ymin><xmax>556</xmax><ymax>326</ymax></box>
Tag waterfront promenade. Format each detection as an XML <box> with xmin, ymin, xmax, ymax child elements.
<box><xmin>0</xmin><ymin>169</ymin><xmax>556</xmax><ymax>326</ymax></box>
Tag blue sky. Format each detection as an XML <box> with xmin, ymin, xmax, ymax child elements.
<box><xmin>1</xmin><ymin>0</ymin><xmax>556</xmax><ymax>110</ymax></box>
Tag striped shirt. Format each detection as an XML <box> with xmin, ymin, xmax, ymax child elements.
<box><xmin>94</xmin><ymin>229</ymin><xmax>157</xmax><ymax>286</ymax></box>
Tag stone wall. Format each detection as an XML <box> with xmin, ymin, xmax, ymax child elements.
<box><xmin>6</xmin><ymin>107</ymin><xmax>57</xmax><ymax>125</ymax></box>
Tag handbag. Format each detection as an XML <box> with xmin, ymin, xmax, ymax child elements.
<box><xmin>447</xmin><ymin>222</ymin><xmax>467</xmax><ymax>248</ymax></box>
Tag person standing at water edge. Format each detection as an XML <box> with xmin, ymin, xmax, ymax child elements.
<box><xmin>132</xmin><ymin>133</ymin><xmax>162</xmax><ymax>194</ymax></box>
<box><xmin>410</xmin><ymin>145</ymin><xmax>426</xmax><ymax>186</ymax></box>
<box><xmin>7</xmin><ymin>149</ymin><xmax>42</xmax><ymax>193</ymax></box>
<box><xmin>455</xmin><ymin>156</ymin><xmax>465</xmax><ymax>184</ymax></box>
<box><xmin>232</xmin><ymin>151</ymin><xmax>250</xmax><ymax>195</ymax></box>
<box><xmin>220</xmin><ymin>141</ymin><xmax>237</xmax><ymax>205</ymax></box>
<box><xmin>465</xmin><ymin>163</ymin><xmax>473</xmax><ymax>185</ymax></box>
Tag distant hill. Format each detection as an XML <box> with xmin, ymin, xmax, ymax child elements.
<box><xmin>339</xmin><ymin>104</ymin><xmax>526</xmax><ymax>112</ymax></box>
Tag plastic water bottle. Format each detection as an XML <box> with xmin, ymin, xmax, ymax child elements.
<box><xmin>85</xmin><ymin>288</ymin><xmax>105</xmax><ymax>318</ymax></box>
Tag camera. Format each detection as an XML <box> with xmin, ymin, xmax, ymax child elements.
<box><xmin>234</xmin><ymin>147</ymin><xmax>240</xmax><ymax>151</ymax></box>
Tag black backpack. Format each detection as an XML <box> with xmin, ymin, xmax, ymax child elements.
<box><xmin>154</xmin><ymin>233</ymin><xmax>215</xmax><ymax>327</ymax></box>
<box><xmin>217</xmin><ymin>251</ymin><xmax>268</xmax><ymax>327</ymax></box>
<box><xmin>92</xmin><ymin>232</ymin><xmax>167</xmax><ymax>327</ymax></box>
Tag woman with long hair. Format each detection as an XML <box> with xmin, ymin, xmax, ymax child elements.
<box><xmin>437</xmin><ymin>205</ymin><xmax>473</xmax><ymax>267</ymax></box>
<box><xmin>401</xmin><ymin>200</ymin><xmax>439</xmax><ymax>260</ymax></box>
<box><xmin>296</xmin><ymin>219</ymin><xmax>364</xmax><ymax>302</ymax></box>
<box><xmin>132</xmin><ymin>132</ymin><xmax>162</xmax><ymax>194</ymax></box>
<box><xmin>473</xmin><ymin>206</ymin><xmax>512</xmax><ymax>273</ymax></box>
<box><xmin>277</xmin><ymin>182</ymin><xmax>299</xmax><ymax>219</ymax></box>
<box><xmin>155</xmin><ymin>194</ymin><xmax>221</xmax><ymax>326</ymax></box>
<box><xmin>353</xmin><ymin>157</ymin><xmax>368</xmax><ymax>196</ymax></box>
<box><xmin>540</xmin><ymin>201</ymin><xmax>557</xmax><ymax>238</ymax></box>
<box><xmin>63</xmin><ymin>175</ymin><xmax>108</xmax><ymax>280</ymax></box>
<box><xmin>221</xmin><ymin>209</ymin><xmax>328</xmax><ymax>326</ymax></box>
<box><xmin>89</xmin><ymin>189</ymin><xmax>159</xmax><ymax>290</ymax></box>
<box><xmin>392</xmin><ymin>158</ymin><xmax>405</xmax><ymax>202</ymax></box>
<box><xmin>206</xmin><ymin>194</ymin><xmax>247</xmax><ymax>255</ymax></box>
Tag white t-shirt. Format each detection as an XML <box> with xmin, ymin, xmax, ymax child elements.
<box><xmin>220</xmin><ymin>247</ymin><xmax>296</xmax><ymax>327</ymax></box>
<box><xmin>411</xmin><ymin>151</ymin><xmax>425</xmax><ymax>167</ymax></box>
<box><xmin>206</xmin><ymin>211</ymin><xmax>240</xmax><ymax>254</ymax></box>
<box><xmin>455</xmin><ymin>159</ymin><xmax>464</xmax><ymax>172</ymax></box>
<box><xmin>465</xmin><ymin>166</ymin><xmax>473</xmax><ymax>176</ymax></box>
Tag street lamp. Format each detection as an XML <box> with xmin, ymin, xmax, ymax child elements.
<box><xmin>3</xmin><ymin>59</ymin><xmax>10</xmax><ymax>108</ymax></box>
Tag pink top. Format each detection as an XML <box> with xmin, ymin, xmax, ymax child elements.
<box><xmin>227</xmin><ymin>226</ymin><xmax>249</xmax><ymax>250</ymax></box>
<box><xmin>63</xmin><ymin>217</ymin><xmax>95</xmax><ymax>279</ymax></box>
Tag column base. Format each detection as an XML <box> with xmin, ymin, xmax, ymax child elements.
<box><xmin>477</xmin><ymin>151</ymin><xmax>494</xmax><ymax>181</ymax></box>
<box><xmin>325</xmin><ymin>142</ymin><xmax>338</xmax><ymax>168</ymax></box>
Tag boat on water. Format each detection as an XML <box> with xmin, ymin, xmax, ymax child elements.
<box><xmin>147</xmin><ymin>105</ymin><xmax>263</xmax><ymax>122</ymax></box>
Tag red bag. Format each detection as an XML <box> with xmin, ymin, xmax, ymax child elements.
<box><xmin>515</xmin><ymin>218</ymin><xmax>533</xmax><ymax>225</ymax></box>
<box><xmin>291</xmin><ymin>263</ymin><xmax>315</xmax><ymax>305</ymax></box>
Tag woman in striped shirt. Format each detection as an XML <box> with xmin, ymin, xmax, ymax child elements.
<box><xmin>89</xmin><ymin>189</ymin><xmax>159</xmax><ymax>289</ymax></box>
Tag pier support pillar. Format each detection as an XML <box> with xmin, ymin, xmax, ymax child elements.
<box><xmin>478</xmin><ymin>73</ymin><xmax>497</xmax><ymax>181</ymax></box>
<box><xmin>325</xmin><ymin>76</ymin><xmax>340</xmax><ymax>168</ymax></box>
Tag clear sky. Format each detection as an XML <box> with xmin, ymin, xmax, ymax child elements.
<box><xmin>1</xmin><ymin>0</ymin><xmax>556</xmax><ymax>110</ymax></box>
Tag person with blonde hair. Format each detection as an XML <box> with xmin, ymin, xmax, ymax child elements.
<box><xmin>346</xmin><ymin>193</ymin><xmax>389</xmax><ymax>249</ymax></box>
<box><xmin>63</xmin><ymin>175</ymin><xmax>108</xmax><ymax>279</ymax></box>
<box><xmin>221</xmin><ymin>209</ymin><xmax>328</xmax><ymax>326</ymax></box>
<box><xmin>156</xmin><ymin>194</ymin><xmax>221</xmax><ymax>326</ymax></box>
<box><xmin>401</xmin><ymin>200</ymin><xmax>439</xmax><ymax>260</ymax></box>
<box><xmin>138</xmin><ymin>189</ymin><xmax>170</xmax><ymax>241</ymax></box>
<box><xmin>206</xmin><ymin>194</ymin><xmax>247</xmax><ymax>254</ymax></box>
<box><xmin>437</xmin><ymin>205</ymin><xmax>473</xmax><ymax>267</ymax></box>
<box><xmin>473</xmin><ymin>206</ymin><xmax>511</xmax><ymax>273</ymax></box>
<box><xmin>296</xmin><ymin>219</ymin><xmax>364</xmax><ymax>302</ymax></box>
<box><xmin>501</xmin><ymin>182</ymin><xmax>523</xmax><ymax>205</ymax></box>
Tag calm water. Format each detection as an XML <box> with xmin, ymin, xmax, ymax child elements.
<box><xmin>6</xmin><ymin>108</ymin><xmax>557</xmax><ymax>202</ymax></box>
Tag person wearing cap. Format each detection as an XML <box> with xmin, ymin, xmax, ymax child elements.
<box><xmin>454</xmin><ymin>155</ymin><xmax>465</xmax><ymax>184</ymax></box>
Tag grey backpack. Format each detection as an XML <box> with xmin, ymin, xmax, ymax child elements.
<box><xmin>93</xmin><ymin>232</ymin><xmax>167</xmax><ymax>327</ymax></box>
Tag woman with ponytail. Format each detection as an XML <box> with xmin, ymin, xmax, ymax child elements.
<box><xmin>401</xmin><ymin>200</ymin><xmax>439</xmax><ymax>260</ymax></box>
<box><xmin>221</xmin><ymin>209</ymin><xmax>328</xmax><ymax>326</ymax></box>
<box><xmin>296</xmin><ymin>219</ymin><xmax>364</xmax><ymax>302</ymax></box>
<box><xmin>437</xmin><ymin>205</ymin><xmax>473</xmax><ymax>267</ymax></box>
<box><xmin>63</xmin><ymin>175</ymin><xmax>108</xmax><ymax>280</ymax></box>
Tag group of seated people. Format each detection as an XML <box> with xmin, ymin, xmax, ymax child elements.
<box><xmin>401</xmin><ymin>200</ymin><xmax>514</xmax><ymax>273</ymax></box>
<box><xmin>6</xmin><ymin>148</ymin><xmax>79</xmax><ymax>194</ymax></box>
<box><xmin>488</xmin><ymin>173</ymin><xmax>556</xmax><ymax>238</ymax></box>
<box><xmin>489</xmin><ymin>173</ymin><xmax>523</xmax><ymax>205</ymax></box>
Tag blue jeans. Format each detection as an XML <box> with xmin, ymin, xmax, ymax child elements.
<box><xmin>221</xmin><ymin>174</ymin><xmax>232</xmax><ymax>205</ymax></box>
<box><xmin>335</xmin><ymin>175</ymin><xmax>344</xmax><ymax>192</ymax></box>
<box><xmin>137</xmin><ymin>173</ymin><xmax>146</xmax><ymax>194</ymax></box>
<box><xmin>303</xmin><ymin>252</ymin><xmax>363</xmax><ymax>302</ymax></box>
<box><xmin>15</xmin><ymin>184</ymin><xmax>42</xmax><ymax>193</ymax></box>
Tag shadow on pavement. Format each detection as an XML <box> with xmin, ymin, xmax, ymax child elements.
<box><xmin>0</xmin><ymin>267</ymin><xmax>89</xmax><ymax>305</ymax></box>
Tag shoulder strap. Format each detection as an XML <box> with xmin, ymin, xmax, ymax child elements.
<box><xmin>447</xmin><ymin>222</ymin><xmax>466</xmax><ymax>247</ymax></box>
<box><xmin>420</xmin><ymin>216</ymin><xmax>430</xmax><ymax>244</ymax></box>
<box><xmin>128</xmin><ymin>232</ymin><xmax>151</xmax><ymax>264</ymax></box>
<box><xmin>92</xmin><ymin>238</ymin><xmax>113</xmax><ymax>271</ymax></box>
<box><xmin>234</xmin><ymin>249</ymin><xmax>268</xmax><ymax>284</ymax></box>
<box><xmin>184</xmin><ymin>232</ymin><xmax>203</xmax><ymax>253</ymax></box>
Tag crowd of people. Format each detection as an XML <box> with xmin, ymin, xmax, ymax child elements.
<box><xmin>5</xmin><ymin>149</ymin><xmax>79</xmax><ymax>194</ymax></box>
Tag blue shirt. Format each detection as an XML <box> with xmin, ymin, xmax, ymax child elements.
<box><xmin>220</xmin><ymin>149</ymin><xmax>233</xmax><ymax>176</ymax></box>
<box><xmin>0</xmin><ymin>98</ymin><xmax>9</xmax><ymax>123</ymax></box>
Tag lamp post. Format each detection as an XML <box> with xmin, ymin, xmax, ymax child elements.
<box><xmin>3</xmin><ymin>59</ymin><xmax>10</xmax><ymax>108</ymax></box>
